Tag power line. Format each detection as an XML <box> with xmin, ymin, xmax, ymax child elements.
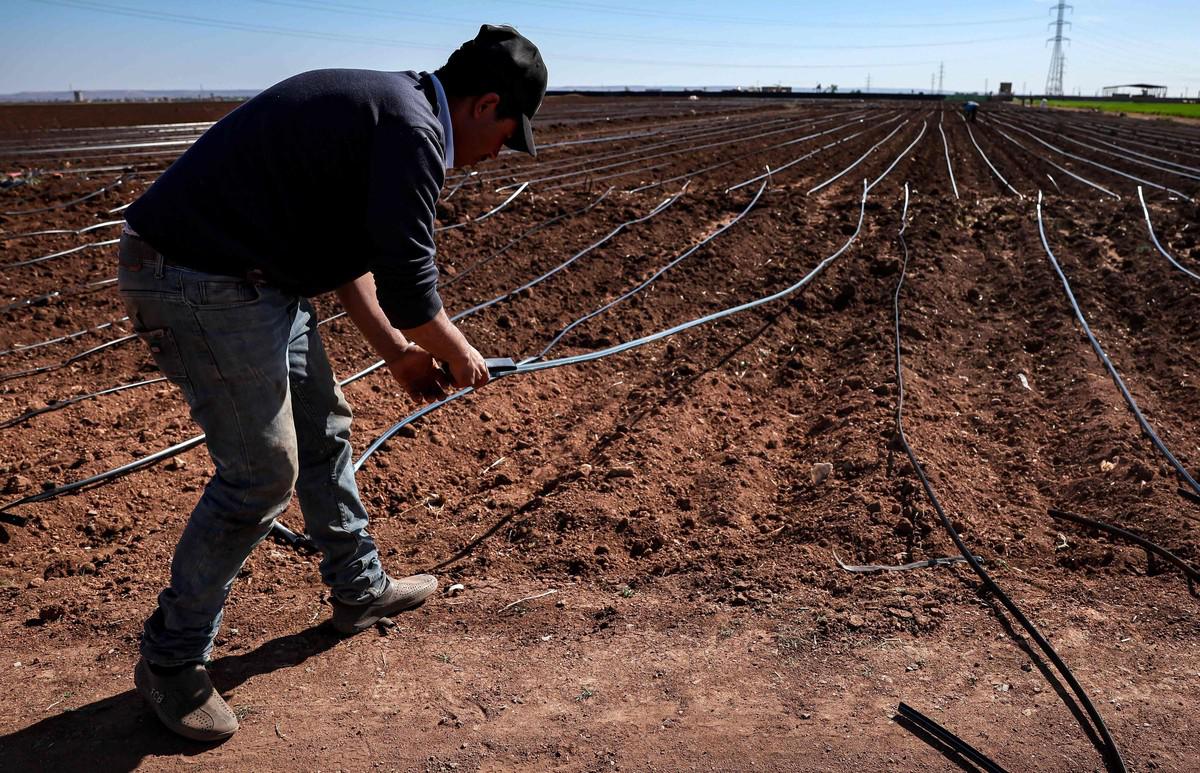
<box><xmin>249</xmin><ymin>0</ymin><xmax>1030</xmax><ymax>53</ymax></box>
<box><xmin>23</xmin><ymin>0</ymin><xmax>953</xmax><ymax>73</ymax></box>
<box><xmin>508</xmin><ymin>0</ymin><xmax>1045</xmax><ymax>29</ymax></box>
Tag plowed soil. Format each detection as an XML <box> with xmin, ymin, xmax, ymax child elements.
<box><xmin>1</xmin><ymin>97</ymin><xmax>1198</xmax><ymax>772</ymax></box>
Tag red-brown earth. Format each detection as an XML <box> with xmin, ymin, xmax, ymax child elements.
<box><xmin>1</xmin><ymin>96</ymin><xmax>1198</xmax><ymax>772</ymax></box>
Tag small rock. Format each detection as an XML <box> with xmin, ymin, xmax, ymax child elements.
<box><xmin>848</xmin><ymin>614</ymin><xmax>865</xmax><ymax>629</ymax></box>
<box><xmin>27</xmin><ymin>577</ymin><xmax>45</xmax><ymax>589</ymax></box>
<box><xmin>1100</xmin><ymin>458</ymin><xmax>1117</xmax><ymax>473</ymax></box>
<box><xmin>446</xmin><ymin>583</ymin><xmax>466</xmax><ymax>597</ymax></box>
<box><xmin>811</xmin><ymin>463</ymin><xmax>833</xmax><ymax>485</ymax></box>
<box><xmin>577</xmin><ymin>463</ymin><xmax>593</xmax><ymax>477</ymax></box>
<box><xmin>606</xmin><ymin>465</ymin><xmax>635</xmax><ymax>480</ymax></box>
<box><xmin>398</xmin><ymin>425</ymin><xmax>417</xmax><ymax>439</ymax></box>
<box><xmin>3</xmin><ymin>475</ymin><xmax>32</xmax><ymax>494</ymax></box>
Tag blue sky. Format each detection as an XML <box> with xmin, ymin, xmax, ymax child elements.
<box><xmin>2</xmin><ymin>1</ymin><xmax>1197</xmax><ymax>95</ymax></box>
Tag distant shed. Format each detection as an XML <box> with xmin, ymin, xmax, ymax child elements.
<box><xmin>1102</xmin><ymin>83</ymin><xmax>1168</xmax><ymax>98</ymax></box>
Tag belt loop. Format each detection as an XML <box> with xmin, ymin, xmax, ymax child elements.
<box><xmin>153</xmin><ymin>253</ymin><xmax>165</xmax><ymax>279</ymax></box>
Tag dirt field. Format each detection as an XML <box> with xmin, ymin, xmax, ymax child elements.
<box><xmin>1</xmin><ymin>96</ymin><xmax>1198</xmax><ymax>772</ymax></box>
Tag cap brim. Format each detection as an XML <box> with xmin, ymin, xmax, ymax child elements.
<box><xmin>504</xmin><ymin>113</ymin><xmax>536</xmax><ymax>157</ymax></box>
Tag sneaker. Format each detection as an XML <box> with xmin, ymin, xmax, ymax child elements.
<box><xmin>330</xmin><ymin>573</ymin><xmax>437</xmax><ymax>634</ymax></box>
<box><xmin>134</xmin><ymin>658</ymin><xmax>238</xmax><ymax>742</ymax></box>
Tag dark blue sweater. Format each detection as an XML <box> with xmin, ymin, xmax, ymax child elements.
<box><xmin>126</xmin><ymin>69</ymin><xmax>446</xmax><ymax>330</ymax></box>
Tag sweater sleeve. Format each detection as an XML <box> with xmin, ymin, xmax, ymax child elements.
<box><xmin>366</xmin><ymin>121</ymin><xmax>446</xmax><ymax>330</ymax></box>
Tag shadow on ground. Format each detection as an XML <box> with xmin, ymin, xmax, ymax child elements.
<box><xmin>0</xmin><ymin>623</ymin><xmax>342</xmax><ymax>772</ymax></box>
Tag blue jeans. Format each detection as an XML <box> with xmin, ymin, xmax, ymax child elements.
<box><xmin>118</xmin><ymin>235</ymin><xmax>385</xmax><ymax>666</ymax></box>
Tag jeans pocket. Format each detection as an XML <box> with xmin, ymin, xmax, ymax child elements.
<box><xmin>137</xmin><ymin>327</ymin><xmax>195</xmax><ymax>402</ymax></box>
<box><xmin>197</xmin><ymin>279</ymin><xmax>261</xmax><ymax>308</ymax></box>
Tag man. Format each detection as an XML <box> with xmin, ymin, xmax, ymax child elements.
<box><xmin>119</xmin><ymin>24</ymin><xmax>547</xmax><ymax>742</ymax></box>
<box><xmin>964</xmin><ymin>100</ymin><xmax>980</xmax><ymax>122</ymax></box>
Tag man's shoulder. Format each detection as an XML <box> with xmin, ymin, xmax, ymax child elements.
<box><xmin>265</xmin><ymin>69</ymin><xmax>439</xmax><ymax>133</ymax></box>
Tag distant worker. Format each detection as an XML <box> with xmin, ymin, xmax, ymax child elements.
<box><xmin>1040</xmin><ymin>97</ymin><xmax>1049</xmax><ymax>109</ymax></box>
<box><xmin>118</xmin><ymin>25</ymin><xmax>547</xmax><ymax>742</ymax></box>
<box><xmin>963</xmin><ymin>100</ymin><xmax>980</xmax><ymax>122</ymax></box>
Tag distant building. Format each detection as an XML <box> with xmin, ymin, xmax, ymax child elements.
<box><xmin>1102</xmin><ymin>83</ymin><xmax>1168</xmax><ymax>99</ymax></box>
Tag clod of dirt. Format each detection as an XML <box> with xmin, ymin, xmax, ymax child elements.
<box><xmin>811</xmin><ymin>463</ymin><xmax>833</xmax><ymax>485</ymax></box>
<box><xmin>3</xmin><ymin>475</ymin><xmax>32</xmax><ymax>494</ymax></box>
<box><xmin>606</xmin><ymin>465</ymin><xmax>635</xmax><ymax>480</ymax></box>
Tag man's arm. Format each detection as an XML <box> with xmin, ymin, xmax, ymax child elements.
<box><xmin>335</xmin><ymin>274</ymin><xmax>488</xmax><ymax>399</ymax></box>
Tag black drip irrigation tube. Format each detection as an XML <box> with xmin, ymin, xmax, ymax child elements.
<box><xmin>890</xmin><ymin>184</ymin><xmax>1126</xmax><ymax>773</ymax></box>
<box><xmin>354</xmin><ymin>179</ymin><xmax>771</xmax><ymax>473</ymax></box>
<box><xmin>1037</xmin><ymin>192</ymin><xmax>1200</xmax><ymax>504</ymax></box>
<box><xmin>628</xmin><ymin>111</ymin><xmax>878</xmax><ymax>194</ymax></box>
<box><xmin>1</xmin><ymin>174</ymin><xmax>129</xmax><ymax>217</ymax></box>
<box><xmin>894</xmin><ymin>702</ymin><xmax>1009</xmax><ymax>773</ymax></box>
<box><xmin>1001</xmin><ymin>116</ymin><xmax>1200</xmax><ymax>184</ymax></box>
<box><xmin>0</xmin><ymin>332</ymin><xmax>136</xmax><ymax>384</ymax></box>
<box><xmin>997</xmin><ymin>118</ymin><xmax>1194</xmax><ymax>202</ymax></box>
<box><xmin>0</xmin><ymin>316</ymin><xmax>130</xmax><ymax>357</ymax></box>
<box><xmin>937</xmin><ymin>116</ymin><xmax>960</xmax><ymax>200</ymax></box>
<box><xmin>983</xmin><ymin>119</ymin><xmax>1120</xmax><ymax>200</ymax></box>
<box><xmin>960</xmin><ymin>115</ymin><xmax>1023</xmax><ymax>198</ymax></box>
<box><xmin>1</xmin><ymin>237</ymin><xmax>121</xmax><ymax>270</ymax></box>
<box><xmin>1</xmin><ymin>114</ymin><xmax>926</xmax><ymax>542</ymax></box>
<box><xmin>1048</xmin><ymin>508</ymin><xmax>1200</xmax><ymax>597</ymax></box>
<box><xmin>1138</xmin><ymin>186</ymin><xmax>1200</xmax><ymax>281</ymax></box>
<box><xmin>1</xmin><ymin>219</ymin><xmax>123</xmax><ymax>241</ymax></box>
<box><xmin>0</xmin><ymin>181</ymin><xmax>689</xmax><ymax>540</ymax></box>
<box><xmin>0</xmin><ymin>277</ymin><xmax>117</xmax><ymax>315</ymax></box>
<box><xmin>0</xmin><ymin>377</ymin><xmax>166</xmax><ymax>430</ymax></box>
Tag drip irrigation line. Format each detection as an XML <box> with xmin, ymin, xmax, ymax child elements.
<box><xmin>1014</xmin><ymin>116</ymin><xmax>1200</xmax><ymax>175</ymax></box>
<box><xmin>1</xmin><ymin>174</ymin><xmax>129</xmax><ymax>216</ymax></box>
<box><xmin>483</xmin><ymin>112</ymin><xmax>790</xmax><ymax>189</ymax></box>
<box><xmin>938</xmin><ymin>117</ymin><xmax>960</xmax><ymax>200</ymax></box>
<box><xmin>434</xmin><ymin>182</ymin><xmax>528</xmax><ymax>232</ymax></box>
<box><xmin>895</xmin><ymin>703</ymin><xmax>1009</xmax><ymax>773</ymax></box>
<box><xmin>724</xmin><ymin>124</ymin><xmax>876</xmax><ymax>194</ymax></box>
<box><xmin>1</xmin><ymin>219</ymin><xmax>123</xmax><ymax>241</ymax></box>
<box><xmin>995</xmin><ymin>118</ymin><xmax>1193</xmax><ymax>202</ymax></box>
<box><xmin>1037</xmin><ymin>192</ymin><xmax>1200</xmax><ymax>500</ymax></box>
<box><xmin>1019</xmin><ymin>121</ymin><xmax>1200</xmax><ymax>183</ymax></box>
<box><xmin>454</xmin><ymin>186</ymin><xmax>686</xmax><ymax>320</ymax></box>
<box><xmin>0</xmin><ymin>182</ymin><xmax>686</xmax><ymax>515</ymax></box>
<box><xmin>985</xmin><ymin>121</ymin><xmax>1119</xmax><ymax>200</ymax></box>
<box><xmin>626</xmin><ymin>112</ymin><xmax>875</xmax><ymax>194</ymax></box>
<box><xmin>807</xmin><ymin>120</ymin><xmax>908</xmax><ymax>195</ymax></box>
<box><xmin>0</xmin><ymin>377</ymin><xmax>166</xmax><ymax>430</ymax></box>
<box><xmin>0</xmin><ymin>277</ymin><xmax>116</xmax><ymax>314</ymax></box>
<box><xmin>497</xmin><ymin>115</ymin><xmax>827</xmax><ymax>193</ymax></box>
<box><xmin>108</xmin><ymin>202</ymin><xmax>131</xmax><ymax>214</ymax></box>
<box><xmin>1</xmin><ymin>237</ymin><xmax>120</xmax><ymax>270</ymax></box>
<box><xmin>1048</xmin><ymin>509</ymin><xmax>1199</xmax><ymax>597</ymax></box>
<box><xmin>356</xmin><ymin>180</ymin><xmax>871</xmax><ymax>473</ymax></box>
<box><xmin>633</xmin><ymin>112</ymin><xmax>878</xmax><ymax>194</ymax></box>
<box><xmin>441</xmin><ymin>187</ymin><xmax>613</xmax><ymax>288</ymax></box>
<box><xmin>893</xmin><ymin>184</ymin><xmax>1126</xmax><ymax>773</ymax></box>
<box><xmin>833</xmin><ymin>551</ymin><xmax>977</xmax><ymax>573</ymax></box>
<box><xmin>0</xmin><ymin>126</ymin><xmax>930</xmax><ymax>529</ymax></box>
<box><xmin>0</xmin><ymin>333</ymin><xmax>136</xmax><ymax>384</ymax></box>
<box><xmin>1046</xmin><ymin>173</ymin><xmax>1062</xmax><ymax>193</ymax></box>
<box><xmin>0</xmin><ymin>316</ymin><xmax>130</xmax><ymax>357</ymax></box>
<box><xmin>9</xmin><ymin>138</ymin><xmax>195</xmax><ymax>157</ymax></box>
<box><xmin>865</xmin><ymin>121</ymin><xmax>927</xmax><ymax>194</ymax></box>
<box><xmin>1137</xmin><ymin>186</ymin><xmax>1200</xmax><ymax>281</ymax></box>
<box><xmin>961</xmin><ymin>116</ymin><xmax>1022</xmax><ymax>198</ymax></box>
<box><xmin>532</xmin><ymin>180</ymin><xmax>766</xmax><ymax>361</ymax></box>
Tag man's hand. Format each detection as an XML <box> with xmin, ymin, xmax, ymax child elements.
<box><xmin>387</xmin><ymin>344</ymin><xmax>452</xmax><ymax>403</ymax></box>
<box><xmin>446</xmin><ymin>345</ymin><xmax>490</xmax><ymax>390</ymax></box>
